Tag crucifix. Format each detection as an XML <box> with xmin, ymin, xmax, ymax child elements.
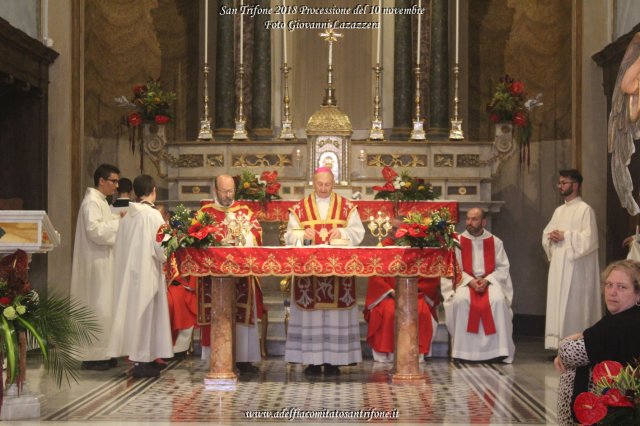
<box><xmin>319</xmin><ymin>28</ymin><xmax>343</xmax><ymax>106</ymax></box>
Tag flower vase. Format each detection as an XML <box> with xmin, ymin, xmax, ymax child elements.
<box><xmin>494</xmin><ymin>122</ymin><xmax>514</xmax><ymax>154</ymax></box>
<box><xmin>140</xmin><ymin>123</ymin><xmax>167</xmax><ymax>174</ymax></box>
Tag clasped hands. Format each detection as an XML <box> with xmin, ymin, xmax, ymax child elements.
<box><xmin>547</xmin><ymin>229</ymin><xmax>565</xmax><ymax>243</ymax></box>
<box><xmin>470</xmin><ymin>277</ymin><xmax>489</xmax><ymax>293</ymax></box>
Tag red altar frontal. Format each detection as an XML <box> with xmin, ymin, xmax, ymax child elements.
<box><xmin>176</xmin><ymin>246</ymin><xmax>458</xmax><ymax>387</ymax></box>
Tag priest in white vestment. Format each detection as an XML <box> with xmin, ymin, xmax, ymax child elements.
<box><xmin>442</xmin><ymin>207</ymin><xmax>515</xmax><ymax>363</ymax></box>
<box><xmin>108</xmin><ymin>175</ymin><xmax>173</xmax><ymax>378</ymax></box>
<box><xmin>70</xmin><ymin>164</ymin><xmax>122</xmax><ymax>370</ymax></box>
<box><xmin>283</xmin><ymin>167</ymin><xmax>365</xmax><ymax>376</ymax></box>
<box><xmin>542</xmin><ymin>169</ymin><xmax>601</xmax><ymax>350</ymax></box>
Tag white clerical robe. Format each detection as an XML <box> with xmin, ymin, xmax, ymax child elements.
<box><xmin>542</xmin><ymin>196</ymin><xmax>602</xmax><ymax>350</ymax></box>
<box><xmin>107</xmin><ymin>202</ymin><xmax>173</xmax><ymax>362</ymax></box>
<box><xmin>442</xmin><ymin>230</ymin><xmax>515</xmax><ymax>363</ymax></box>
<box><xmin>70</xmin><ymin>187</ymin><xmax>120</xmax><ymax>361</ymax></box>
<box><xmin>283</xmin><ymin>194</ymin><xmax>365</xmax><ymax>366</ymax></box>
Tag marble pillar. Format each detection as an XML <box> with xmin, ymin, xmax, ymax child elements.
<box><xmin>390</xmin><ymin>0</ymin><xmax>413</xmax><ymax>140</ymax></box>
<box><xmin>427</xmin><ymin>0</ymin><xmax>450</xmax><ymax>140</ymax></box>
<box><xmin>214</xmin><ymin>0</ymin><xmax>236</xmax><ymax>137</ymax></box>
<box><xmin>204</xmin><ymin>277</ymin><xmax>238</xmax><ymax>389</ymax></box>
<box><xmin>250</xmin><ymin>0</ymin><xmax>273</xmax><ymax>139</ymax></box>
<box><xmin>391</xmin><ymin>277</ymin><xmax>424</xmax><ymax>382</ymax></box>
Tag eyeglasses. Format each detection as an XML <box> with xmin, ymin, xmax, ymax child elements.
<box><xmin>216</xmin><ymin>189</ymin><xmax>234</xmax><ymax>196</ymax></box>
<box><xmin>106</xmin><ymin>178</ymin><xmax>119</xmax><ymax>184</ymax></box>
<box><xmin>557</xmin><ymin>180</ymin><xmax>576</xmax><ymax>186</ymax></box>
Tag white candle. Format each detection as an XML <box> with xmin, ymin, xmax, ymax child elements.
<box><xmin>376</xmin><ymin>0</ymin><xmax>382</xmax><ymax>64</ymax></box>
<box><xmin>328</xmin><ymin>42</ymin><xmax>332</xmax><ymax>67</ymax></box>
<box><xmin>204</xmin><ymin>0</ymin><xmax>208</xmax><ymax>63</ymax></box>
<box><xmin>42</xmin><ymin>0</ymin><xmax>48</xmax><ymax>42</ymax></box>
<box><xmin>417</xmin><ymin>0</ymin><xmax>421</xmax><ymax>65</ymax></box>
<box><xmin>455</xmin><ymin>0</ymin><xmax>459</xmax><ymax>63</ymax></box>
<box><xmin>240</xmin><ymin>0</ymin><xmax>244</xmax><ymax>65</ymax></box>
<box><xmin>283</xmin><ymin>0</ymin><xmax>288</xmax><ymax>63</ymax></box>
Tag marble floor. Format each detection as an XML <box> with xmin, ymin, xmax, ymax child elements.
<box><xmin>11</xmin><ymin>337</ymin><xmax>560</xmax><ymax>425</ymax></box>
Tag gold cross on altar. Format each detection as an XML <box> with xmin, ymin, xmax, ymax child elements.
<box><xmin>319</xmin><ymin>28</ymin><xmax>343</xmax><ymax>67</ymax></box>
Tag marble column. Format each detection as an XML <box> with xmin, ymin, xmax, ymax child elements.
<box><xmin>214</xmin><ymin>0</ymin><xmax>236</xmax><ymax>137</ymax></box>
<box><xmin>250</xmin><ymin>0</ymin><xmax>272</xmax><ymax>139</ymax></box>
<box><xmin>204</xmin><ymin>277</ymin><xmax>238</xmax><ymax>389</ymax></box>
<box><xmin>427</xmin><ymin>0</ymin><xmax>449</xmax><ymax>140</ymax></box>
<box><xmin>391</xmin><ymin>277</ymin><xmax>424</xmax><ymax>382</ymax></box>
<box><xmin>390</xmin><ymin>0</ymin><xmax>413</xmax><ymax>140</ymax></box>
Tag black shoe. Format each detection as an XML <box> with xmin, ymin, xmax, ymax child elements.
<box><xmin>323</xmin><ymin>364</ymin><xmax>341</xmax><ymax>376</ymax></box>
<box><xmin>151</xmin><ymin>360</ymin><xmax>169</xmax><ymax>370</ymax></box>
<box><xmin>108</xmin><ymin>358</ymin><xmax>118</xmax><ymax>368</ymax></box>
<box><xmin>236</xmin><ymin>362</ymin><xmax>259</xmax><ymax>373</ymax></box>
<box><xmin>304</xmin><ymin>364</ymin><xmax>322</xmax><ymax>375</ymax></box>
<box><xmin>132</xmin><ymin>362</ymin><xmax>160</xmax><ymax>378</ymax></box>
<box><xmin>171</xmin><ymin>351</ymin><xmax>188</xmax><ymax>360</ymax></box>
<box><xmin>81</xmin><ymin>360</ymin><xmax>111</xmax><ymax>371</ymax></box>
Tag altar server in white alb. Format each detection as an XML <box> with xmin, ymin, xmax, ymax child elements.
<box><xmin>442</xmin><ymin>207</ymin><xmax>515</xmax><ymax>363</ymax></box>
<box><xmin>542</xmin><ymin>169</ymin><xmax>601</xmax><ymax>350</ymax></box>
<box><xmin>108</xmin><ymin>175</ymin><xmax>173</xmax><ymax>378</ymax></box>
<box><xmin>283</xmin><ymin>167</ymin><xmax>365</xmax><ymax>376</ymax></box>
<box><xmin>70</xmin><ymin>163</ymin><xmax>122</xmax><ymax>371</ymax></box>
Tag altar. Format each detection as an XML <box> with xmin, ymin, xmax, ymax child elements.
<box><xmin>175</xmin><ymin>245</ymin><xmax>458</xmax><ymax>388</ymax></box>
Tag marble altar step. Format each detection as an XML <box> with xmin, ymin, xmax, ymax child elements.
<box><xmin>261</xmin><ymin>296</ymin><xmax>450</xmax><ymax>359</ymax></box>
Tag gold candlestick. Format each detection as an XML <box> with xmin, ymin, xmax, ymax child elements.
<box><xmin>369</xmin><ymin>64</ymin><xmax>384</xmax><ymax>140</ymax></box>
<box><xmin>197</xmin><ymin>64</ymin><xmax>214</xmax><ymax>141</ymax></box>
<box><xmin>368</xmin><ymin>211</ymin><xmax>392</xmax><ymax>246</ymax></box>
<box><xmin>279</xmin><ymin>63</ymin><xmax>295</xmax><ymax>140</ymax></box>
<box><xmin>410</xmin><ymin>65</ymin><xmax>426</xmax><ymax>141</ymax></box>
<box><xmin>449</xmin><ymin>64</ymin><xmax>464</xmax><ymax>140</ymax></box>
<box><xmin>233</xmin><ymin>63</ymin><xmax>248</xmax><ymax>140</ymax></box>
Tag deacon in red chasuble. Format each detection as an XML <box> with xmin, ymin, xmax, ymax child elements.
<box><xmin>441</xmin><ymin>207</ymin><xmax>515</xmax><ymax>363</ymax></box>
<box><xmin>283</xmin><ymin>168</ymin><xmax>365</xmax><ymax>376</ymax></box>
<box><xmin>364</xmin><ymin>276</ymin><xmax>440</xmax><ymax>362</ymax></box>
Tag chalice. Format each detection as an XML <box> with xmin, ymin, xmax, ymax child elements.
<box><xmin>368</xmin><ymin>211</ymin><xmax>392</xmax><ymax>246</ymax></box>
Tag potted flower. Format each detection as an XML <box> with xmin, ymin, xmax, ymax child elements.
<box><xmin>0</xmin><ymin>250</ymin><xmax>100</xmax><ymax>405</ymax></box>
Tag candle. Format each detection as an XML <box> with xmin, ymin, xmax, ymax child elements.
<box><xmin>455</xmin><ymin>0</ymin><xmax>459</xmax><ymax>63</ymax></box>
<box><xmin>376</xmin><ymin>0</ymin><xmax>382</xmax><ymax>64</ymax></box>
<box><xmin>283</xmin><ymin>0</ymin><xmax>288</xmax><ymax>63</ymax></box>
<box><xmin>328</xmin><ymin>42</ymin><xmax>333</xmax><ymax>67</ymax></box>
<box><xmin>239</xmin><ymin>0</ymin><xmax>244</xmax><ymax>65</ymax></box>
<box><xmin>204</xmin><ymin>0</ymin><xmax>208</xmax><ymax>63</ymax></box>
<box><xmin>416</xmin><ymin>0</ymin><xmax>421</xmax><ymax>65</ymax></box>
<box><xmin>43</xmin><ymin>0</ymin><xmax>48</xmax><ymax>42</ymax></box>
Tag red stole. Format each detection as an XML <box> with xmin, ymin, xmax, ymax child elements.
<box><xmin>460</xmin><ymin>235</ymin><xmax>497</xmax><ymax>335</ymax></box>
<box><xmin>289</xmin><ymin>193</ymin><xmax>357</xmax><ymax>309</ymax></box>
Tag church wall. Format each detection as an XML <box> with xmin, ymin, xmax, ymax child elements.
<box><xmin>469</xmin><ymin>1</ymin><xmax>574</xmax><ymax>320</ymax></box>
<box><xmin>0</xmin><ymin>0</ymin><xmax>38</xmax><ymax>39</ymax></box>
<box><xmin>47</xmin><ymin>0</ymin><xmax>73</xmax><ymax>295</ymax></box>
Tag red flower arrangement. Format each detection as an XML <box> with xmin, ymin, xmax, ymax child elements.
<box><xmin>235</xmin><ymin>170</ymin><xmax>282</xmax><ymax>202</ymax></box>
<box><xmin>486</xmin><ymin>75</ymin><xmax>537</xmax><ymax>166</ymax></box>
<box><xmin>573</xmin><ymin>360</ymin><xmax>640</xmax><ymax>425</ymax></box>
<box><xmin>157</xmin><ymin>204</ymin><xmax>224</xmax><ymax>256</ymax></box>
<box><xmin>391</xmin><ymin>209</ymin><xmax>458</xmax><ymax>249</ymax></box>
<box><xmin>372</xmin><ymin>166</ymin><xmax>439</xmax><ymax>202</ymax></box>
